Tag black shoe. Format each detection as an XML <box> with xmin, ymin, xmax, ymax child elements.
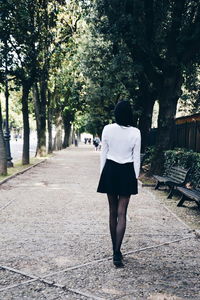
<box><xmin>113</xmin><ymin>251</ymin><xmax>124</xmax><ymax>268</ymax></box>
<box><xmin>119</xmin><ymin>251</ymin><xmax>123</xmax><ymax>260</ymax></box>
<box><xmin>113</xmin><ymin>250</ymin><xmax>123</xmax><ymax>260</ymax></box>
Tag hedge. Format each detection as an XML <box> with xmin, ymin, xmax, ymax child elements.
<box><xmin>164</xmin><ymin>148</ymin><xmax>200</xmax><ymax>186</ymax></box>
<box><xmin>143</xmin><ymin>147</ymin><xmax>200</xmax><ymax>186</ymax></box>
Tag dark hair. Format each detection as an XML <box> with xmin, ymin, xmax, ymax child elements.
<box><xmin>114</xmin><ymin>100</ymin><xmax>134</xmax><ymax>127</ymax></box>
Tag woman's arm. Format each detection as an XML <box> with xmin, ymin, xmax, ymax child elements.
<box><xmin>100</xmin><ymin>126</ymin><xmax>109</xmax><ymax>173</ymax></box>
<box><xmin>133</xmin><ymin>130</ymin><xmax>141</xmax><ymax>179</ymax></box>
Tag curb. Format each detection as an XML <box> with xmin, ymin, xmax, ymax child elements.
<box><xmin>140</xmin><ymin>183</ymin><xmax>155</xmax><ymax>187</ymax></box>
<box><xmin>0</xmin><ymin>159</ymin><xmax>46</xmax><ymax>186</ymax></box>
<box><xmin>138</xmin><ymin>179</ymin><xmax>155</xmax><ymax>187</ymax></box>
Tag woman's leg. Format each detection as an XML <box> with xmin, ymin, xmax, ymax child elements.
<box><xmin>115</xmin><ymin>196</ymin><xmax>130</xmax><ymax>254</ymax></box>
<box><xmin>107</xmin><ymin>194</ymin><xmax>118</xmax><ymax>251</ymax></box>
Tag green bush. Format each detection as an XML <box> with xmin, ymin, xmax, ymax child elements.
<box><xmin>143</xmin><ymin>146</ymin><xmax>156</xmax><ymax>165</ymax></box>
<box><xmin>164</xmin><ymin>148</ymin><xmax>200</xmax><ymax>186</ymax></box>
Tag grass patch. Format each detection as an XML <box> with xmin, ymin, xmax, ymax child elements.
<box><xmin>139</xmin><ymin>173</ymin><xmax>156</xmax><ymax>186</ymax></box>
<box><xmin>0</xmin><ymin>157</ymin><xmax>47</xmax><ymax>182</ymax></box>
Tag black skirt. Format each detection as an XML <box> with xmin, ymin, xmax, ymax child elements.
<box><xmin>97</xmin><ymin>159</ymin><xmax>138</xmax><ymax>196</ymax></box>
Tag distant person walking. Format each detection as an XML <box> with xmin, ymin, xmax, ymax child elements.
<box><xmin>93</xmin><ymin>135</ymin><xmax>100</xmax><ymax>151</ymax></box>
<box><xmin>97</xmin><ymin>100</ymin><xmax>141</xmax><ymax>268</ymax></box>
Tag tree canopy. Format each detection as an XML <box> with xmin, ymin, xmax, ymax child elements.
<box><xmin>89</xmin><ymin>0</ymin><xmax>200</xmax><ymax>172</ymax></box>
<box><xmin>0</xmin><ymin>0</ymin><xmax>199</xmax><ymax>174</ymax></box>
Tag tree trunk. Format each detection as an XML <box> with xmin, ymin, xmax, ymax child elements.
<box><xmin>0</xmin><ymin>103</ymin><xmax>7</xmax><ymax>175</ymax></box>
<box><xmin>22</xmin><ymin>84</ymin><xmax>30</xmax><ymax>165</ymax></box>
<box><xmin>62</xmin><ymin>110</ymin><xmax>74</xmax><ymax>148</ymax></box>
<box><xmin>47</xmin><ymin>108</ymin><xmax>53</xmax><ymax>154</ymax></box>
<box><xmin>132</xmin><ymin>101</ymin><xmax>141</xmax><ymax>127</ymax></box>
<box><xmin>33</xmin><ymin>0</ymin><xmax>49</xmax><ymax>157</ymax></box>
<box><xmin>137</xmin><ymin>74</ymin><xmax>157</xmax><ymax>153</ymax></box>
<box><xmin>33</xmin><ymin>82</ymin><xmax>47</xmax><ymax>157</ymax></box>
<box><xmin>138</xmin><ymin>95</ymin><xmax>155</xmax><ymax>153</ymax></box>
<box><xmin>47</xmin><ymin>91</ymin><xmax>53</xmax><ymax>154</ymax></box>
<box><xmin>63</xmin><ymin>123</ymin><xmax>71</xmax><ymax>148</ymax></box>
<box><xmin>39</xmin><ymin>79</ymin><xmax>47</xmax><ymax>156</ymax></box>
<box><xmin>150</xmin><ymin>69</ymin><xmax>183</xmax><ymax>174</ymax></box>
<box><xmin>53</xmin><ymin>112</ymin><xmax>63</xmax><ymax>151</ymax></box>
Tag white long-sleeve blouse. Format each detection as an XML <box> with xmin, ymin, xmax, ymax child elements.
<box><xmin>100</xmin><ymin>123</ymin><xmax>141</xmax><ymax>178</ymax></box>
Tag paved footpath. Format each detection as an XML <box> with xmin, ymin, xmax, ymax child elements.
<box><xmin>0</xmin><ymin>145</ymin><xmax>199</xmax><ymax>300</ymax></box>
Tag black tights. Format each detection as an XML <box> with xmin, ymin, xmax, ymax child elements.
<box><xmin>107</xmin><ymin>194</ymin><xmax>130</xmax><ymax>253</ymax></box>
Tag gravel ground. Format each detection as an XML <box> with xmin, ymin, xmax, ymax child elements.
<box><xmin>0</xmin><ymin>144</ymin><xmax>199</xmax><ymax>300</ymax></box>
<box><xmin>150</xmin><ymin>187</ymin><xmax>200</xmax><ymax>230</ymax></box>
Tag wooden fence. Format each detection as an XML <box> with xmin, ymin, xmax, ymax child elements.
<box><xmin>148</xmin><ymin>121</ymin><xmax>200</xmax><ymax>153</ymax></box>
<box><xmin>174</xmin><ymin>121</ymin><xmax>200</xmax><ymax>152</ymax></box>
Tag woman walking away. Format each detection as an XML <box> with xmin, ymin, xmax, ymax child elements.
<box><xmin>97</xmin><ymin>100</ymin><xmax>141</xmax><ymax>268</ymax></box>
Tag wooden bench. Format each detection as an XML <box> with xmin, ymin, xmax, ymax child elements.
<box><xmin>177</xmin><ymin>185</ymin><xmax>200</xmax><ymax>209</ymax></box>
<box><xmin>153</xmin><ymin>166</ymin><xmax>190</xmax><ymax>199</ymax></box>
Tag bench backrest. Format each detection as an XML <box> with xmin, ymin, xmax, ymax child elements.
<box><xmin>166</xmin><ymin>166</ymin><xmax>189</xmax><ymax>183</ymax></box>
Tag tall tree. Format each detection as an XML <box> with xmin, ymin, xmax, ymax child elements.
<box><xmin>77</xmin><ymin>1</ymin><xmax>157</xmax><ymax>149</ymax></box>
<box><xmin>94</xmin><ymin>0</ymin><xmax>200</xmax><ymax>173</ymax></box>
<box><xmin>0</xmin><ymin>0</ymin><xmax>40</xmax><ymax>164</ymax></box>
<box><xmin>33</xmin><ymin>0</ymin><xmax>82</xmax><ymax>156</ymax></box>
<box><xmin>47</xmin><ymin>2</ymin><xmax>84</xmax><ymax>150</ymax></box>
<box><xmin>77</xmin><ymin>21</ymin><xmax>134</xmax><ymax>135</ymax></box>
<box><xmin>33</xmin><ymin>0</ymin><xmax>51</xmax><ymax>157</ymax></box>
<box><xmin>10</xmin><ymin>0</ymin><xmax>38</xmax><ymax>164</ymax></box>
<box><xmin>0</xmin><ymin>0</ymin><xmax>15</xmax><ymax>167</ymax></box>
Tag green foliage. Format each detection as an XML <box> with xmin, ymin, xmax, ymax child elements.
<box><xmin>78</xmin><ymin>111</ymin><xmax>110</xmax><ymax>136</ymax></box>
<box><xmin>179</xmin><ymin>66</ymin><xmax>200</xmax><ymax>115</ymax></box>
<box><xmin>1</xmin><ymin>0</ymin><xmax>200</xmax><ymax>163</ymax></box>
<box><xmin>74</xmin><ymin>11</ymin><xmax>139</xmax><ymax>134</ymax></box>
<box><xmin>93</xmin><ymin>0</ymin><xmax>200</xmax><ymax>159</ymax></box>
<box><xmin>48</xmin><ymin>6</ymin><xmax>86</xmax><ymax>129</ymax></box>
<box><xmin>164</xmin><ymin>148</ymin><xmax>200</xmax><ymax>186</ymax></box>
<box><xmin>144</xmin><ymin>147</ymin><xmax>200</xmax><ymax>186</ymax></box>
<box><xmin>143</xmin><ymin>146</ymin><xmax>156</xmax><ymax>165</ymax></box>
<box><xmin>0</xmin><ymin>0</ymin><xmax>39</xmax><ymax>84</ymax></box>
